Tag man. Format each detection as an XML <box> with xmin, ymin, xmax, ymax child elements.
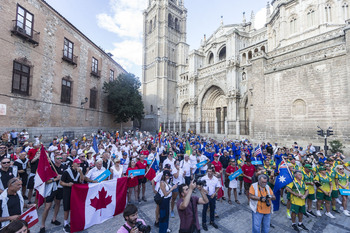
<box><xmin>302</xmin><ymin>164</ymin><xmax>317</xmax><ymax>217</ymax></box>
<box><xmin>286</xmin><ymin>171</ymin><xmax>309</xmax><ymax>232</ymax></box>
<box><xmin>0</xmin><ymin>178</ymin><xmax>34</xmax><ymax>227</ymax></box>
<box><xmin>102</xmin><ymin>152</ymin><xmax>113</xmax><ymax>170</ymax></box>
<box><xmin>163</xmin><ymin>152</ymin><xmax>176</xmax><ymax>172</ymax></box>
<box><xmin>314</xmin><ymin>166</ymin><xmax>335</xmax><ymax>218</ymax></box>
<box><xmin>10</xmin><ymin>130</ymin><xmax>18</xmax><ymax>146</ymax></box>
<box><xmin>13</xmin><ymin>151</ymin><xmax>29</xmax><ymax>199</ymax></box>
<box><xmin>177</xmin><ymin>181</ymin><xmax>209</xmax><ymax>232</ymax></box>
<box><xmin>249</xmin><ymin>174</ymin><xmax>276</xmax><ymax>233</ymax></box>
<box><xmin>201</xmin><ymin>167</ymin><xmax>221</xmax><ymax>231</ymax></box>
<box><xmin>0</xmin><ymin>145</ymin><xmax>10</xmax><ymax>161</ymax></box>
<box><xmin>325</xmin><ymin>163</ymin><xmax>340</xmax><ymax>213</ymax></box>
<box><xmin>0</xmin><ymin>158</ymin><xmax>17</xmax><ymax>194</ymax></box>
<box><xmin>27</xmin><ymin>150</ymin><xmax>40</xmax><ymax>204</ymax></box>
<box><xmin>60</xmin><ymin>159</ymin><xmax>85</xmax><ymax>233</ymax></box>
<box><xmin>242</xmin><ymin>158</ymin><xmax>256</xmax><ymax>204</ymax></box>
<box><xmin>39</xmin><ymin>152</ymin><xmax>66</xmax><ymax>233</ymax></box>
<box><xmin>85</xmin><ymin>159</ymin><xmax>106</xmax><ymax>182</ymax></box>
<box><xmin>117</xmin><ymin>204</ymin><xmax>148</xmax><ymax>233</ymax></box>
<box><xmin>179</xmin><ymin>154</ymin><xmax>192</xmax><ymax>186</ymax></box>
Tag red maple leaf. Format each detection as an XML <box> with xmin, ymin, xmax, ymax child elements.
<box><xmin>90</xmin><ymin>187</ymin><xmax>112</xmax><ymax>214</ymax></box>
<box><xmin>24</xmin><ymin>215</ymin><xmax>33</xmax><ymax>223</ymax></box>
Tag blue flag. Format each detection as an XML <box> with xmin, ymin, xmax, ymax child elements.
<box><xmin>92</xmin><ymin>136</ymin><xmax>99</xmax><ymax>154</ymax></box>
<box><xmin>272</xmin><ymin>160</ymin><xmax>293</xmax><ymax>211</ymax></box>
<box><xmin>94</xmin><ymin>169</ymin><xmax>111</xmax><ymax>182</ymax></box>
<box><xmin>228</xmin><ymin>169</ymin><xmax>243</xmax><ymax>181</ymax></box>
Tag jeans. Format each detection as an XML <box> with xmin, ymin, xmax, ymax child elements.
<box><xmin>159</xmin><ymin>197</ymin><xmax>171</xmax><ymax>233</ymax></box>
<box><xmin>252</xmin><ymin>211</ymin><xmax>270</xmax><ymax>233</ymax></box>
<box><xmin>202</xmin><ymin>195</ymin><xmax>216</xmax><ymax>224</ymax></box>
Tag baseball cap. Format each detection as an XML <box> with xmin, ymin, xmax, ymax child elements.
<box><xmin>163</xmin><ymin>170</ymin><xmax>172</xmax><ymax>177</ymax></box>
<box><xmin>164</xmin><ymin>164</ymin><xmax>171</xmax><ymax>169</ymax></box>
<box><xmin>318</xmin><ymin>166</ymin><xmax>326</xmax><ymax>171</ymax></box>
<box><xmin>73</xmin><ymin>159</ymin><xmax>82</xmax><ymax>164</ymax></box>
<box><xmin>214</xmin><ymin>154</ymin><xmax>219</xmax><ymax>157</ymax></box>
<box><xmin>122</xmin><ymin>152</ymin><xmax>127</xmax><ymax>156</ymax></box>
<box><xmin>304</xmin><ymin>164</ymin><xmax>312</xmax><ymax>169</ymax></box>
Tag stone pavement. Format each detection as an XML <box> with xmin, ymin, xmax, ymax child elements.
<box><xmin>31</xmin><ymin>182</ymin><xmax>350</xmax><ymax>233</ymax></box>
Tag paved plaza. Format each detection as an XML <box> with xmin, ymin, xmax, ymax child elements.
<box><xmin>31</xmin><ymin>182</ymin><xmax>350</xmax><ymax>233</ymax></box>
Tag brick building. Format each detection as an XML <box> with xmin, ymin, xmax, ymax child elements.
<box><xmin>0</xmin><ymin>0</ymin><xmax>129</xmax><ymax>140</ymax></box>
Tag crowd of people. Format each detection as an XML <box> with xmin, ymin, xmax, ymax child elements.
<box><xmin>0</xmin><ymin>129</ymin><xmax>349</xmax><ymax>233</ymax></box>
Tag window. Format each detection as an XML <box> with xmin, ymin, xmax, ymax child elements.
<box><xmin>325</xmin><ymin>4</ymin><xmax>332</xmax><ymax>22</ymax></box>
<box><xmin>168</xmin><ymin>14</ymin><xmax>173</xmax><ymax>28</ymax></box>
<box><xmin>342</xmin><ymin>3</ymin><xmax>349</xmax><ymax>20</ymax></box>
<box><xmin>12</xmin><ymin>61</ymin><xmax>30</xmax><ymax>95</ymax></box>
<box><xmin>208</xmin><ymin>52</ymin><xmax>214</xmax><ymax>64</ymax></box>
<box><xmin>289</xmin><ymin>17</ymin><xmax>297</xmax><ymax>34</ymax></box>
<box><xmin>307</xmin><ymin>9</ymin><xmax>316</xmax><ymax>27</ymax></box>
<box><xmin>91</xmin><ymin>57</ymin><xmax>98</xmax><ymax>73</ymax></box>
<box><xmin>110</xmin><ymin>70</ymin><xmax>114</xmax><ymax>81</ymax></box>
<box><xmin>218</xmin><ymin>47</ymin><xmax>226</xmax><ymax>61</ymax></box>
<box><xmin>61</xmin><ymin>78</ymin><xmax>72</xmax><ymax>104</ymax></box>
<box><xmin>16</xmin><ymin>5</ymin><xmax>33</xmax><ymax>37</ymax></box>
<box><xmin>63</xmin><ymin>38</ymin><xmax>74</xmax><ymax>60</ymax></box>
<box><xmin>89</xmin><ymin>89</ymin><xmax>97</xmax><ymax>109</ymax></box>
<box><xmin>149</xmin><ymin>20</ymin><xmax>153</xmax><ymax>33</ymax></box>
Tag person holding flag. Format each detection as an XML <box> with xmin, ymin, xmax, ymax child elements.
<box><xmin>302</xmin><ymin>164</ymin><xmax>317</xmax><ymax>217</ymax></box>
<box><xmin>314</xmin><ymin>166</ymin><xmax>335</xmax><ymax>218</ymax></box>
<box><xmin>285</xmin><ymin>170</ymin><xmax>309</xmax><ymax>232</ymax></box>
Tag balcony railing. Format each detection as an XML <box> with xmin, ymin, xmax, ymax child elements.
<box><xmin>62</xmin><ymin>50</ymin><xmax>78</xmax><ymax>66</ymax></box>
<box><xmin>90</xmin><ymin>69</ymin><xmax>101</xmax><ymax>78</ymax></box>
<box><xmin>11</xmin><ymin>20</ymin><xmax>40</xmax><ymax>46</ymax></box>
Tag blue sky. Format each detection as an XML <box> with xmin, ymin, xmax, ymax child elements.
<box><xmin>45</xmin><ymin>0</ymin><xmax>268</xmax><ymax>78</ymax></box>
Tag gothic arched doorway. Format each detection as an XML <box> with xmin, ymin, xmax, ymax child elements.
<box><xmin>181</xmin><ymin>103</ymin><xmax>190</xmax><ymax>132</ymax></box>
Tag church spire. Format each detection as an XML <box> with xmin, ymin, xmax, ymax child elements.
<box><xmin>266</xmin><ymin>1</ymin><xmax>271</xmax><ymax>18</ymax></box>
<box><xmin>250</xmin><ymin>11</ymin><xmax>255</xmax><ymax>29</ymax></box>
<box><xmin>242</xmin><ymin>12</ymin><xmax>246</xmax><ymax>24</ymax></box>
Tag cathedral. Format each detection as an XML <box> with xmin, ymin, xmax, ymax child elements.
<box><xmin>142</xmin><ymin>0</ymin><xmax>350</xmax><ymax>146</ymax></box>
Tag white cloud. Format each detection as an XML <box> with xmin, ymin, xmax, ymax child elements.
<box><xmin>255</xmin><ymin>8</ymin><xmax>267</xmax><ymax>29</ymax></box>
<box><xmin>108</xmin><ymin>40</ymin><xmax>143</xmax><ymax>66</ymax></box>
<box><xmin>97</xmin><ymin>0</ymin><xmax>147</xmax><ymax>39</ymax></box>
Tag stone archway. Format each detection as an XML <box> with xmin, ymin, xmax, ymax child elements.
<box><xmin>200</xmin><ymin>86</ymin><xmax>227</xmax><ymax>134</ymax></box>
<box><xmin>181</xmin><ymin>103</ymin><xmax>190</xmax><ymax>132</ymax></box>
<box><xmin>239</xmin><ymin>95</ymin><xmax>250</xmax><ymax>135</ymax></box>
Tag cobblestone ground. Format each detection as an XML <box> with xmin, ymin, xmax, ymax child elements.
<box><xmin>31</xmin><ymin>182</ymin><xmax>350</xmax><ymax>233</ymax></box>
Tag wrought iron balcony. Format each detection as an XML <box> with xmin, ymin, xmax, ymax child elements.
<box><xmin>11</xmin><ymin>20</ymin><xmax>40</xmax><ymax>46</ymax></box>
<box><xmin>62</xmin><ymin>50</ymin><xmax>78</xmax><ymax>66</ymax></box>
<box><xmin>90</xmin><ymin>69</ymin><xmax>101</xmax><ymax>78</ymax></box>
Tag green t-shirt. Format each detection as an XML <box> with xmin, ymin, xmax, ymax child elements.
<box><xmin>287</xmin><ymin>179</ymin><xmax>308</xmax><ymax>206</ymax></box>
<box><xmin>327</xmin><ymin>169</ymin><xmax>338</xmax><ymax>191</ymax></box>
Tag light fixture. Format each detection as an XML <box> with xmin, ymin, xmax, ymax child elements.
<box><xmin>81</xmin><ymin>97</ymin><xmax>88</xmax><ymax>105</ymax></box>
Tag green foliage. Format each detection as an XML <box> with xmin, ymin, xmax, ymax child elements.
<box><xmin>329</xmin><ymin>140</ymin><xmax>344</xmax><ymax>154</ymax></box>
<box><xmin>103</xmin><ymin>73</ymin><xmax>144</xmax><ymax>123</ymax></box>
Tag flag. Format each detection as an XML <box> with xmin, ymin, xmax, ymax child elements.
<box><xmin>255</xmin><ymin>145</ymin><xmax>262</xmax><ymax>157</ymax></box>
<box><xmin>185</xmin><ymin>140</ymin><xmax>192</xmax><ymax>155</ymax></box>
<box><xmin>145</xmin><ymin>157</ymin><xmax>159</xmax><ymax>181</ymax></box>
<box><xmin>93</xmin><ymin>136</ymin><xmax>99</xmax><ymax>154</ymax></box>
<box><xmin>20</xmin><ymin>206</ymin><xmax>38</xmax><ymax>228</ymax></box>
<box><xmin>70</xmin><ymin>178</ymin><xmax>128</xmax><ymax>232</ymax></box>
<box><xmin>217</xmin><ymin>176</ymin><xmax>224</xmax><ymax>199</ymax></box>
<box><xmin>272</xmin><ymin>160</ymin><xmax>293</xmax><ymax>211</ymax></box>
<box><xmin>34</xmin><ymin>146</ymin><xmax>58</xmax><ymax>208</ymax></box>
<box><xmin>158</xmin><ymin>124</ymin><xmax>162</xmax><ymax>144</ymax></box>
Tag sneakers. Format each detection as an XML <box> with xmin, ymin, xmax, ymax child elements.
<box><xmin>154</xmin><ymin>221</ymin><xmax>159</xmax><ymax>228</ymax></box>
<box><xmin>39</xmin><ymin>227</ymin><xmax>46</xmax><ymax>233</ymax></box>
<box><xmin>298</xmin><ymin>223</ymin><xmax>309</xmax><ymax>231</ymax></box>
<box><xmin>336</xmin><ymin>198</ymin><xmax>342</xmax><ymax>204</ymax></box>
<box><xmin>202</xmin><ymin>223</ymin><xmax>208</xmax><ymax>231</ymax></box>
<box><xmin>325</xmin><ymin>212</ymin><xmax>335</xmax><ymax>219</ymax></box>
<box><xmin>63</xmin><ymin>224</ymin><xmax>70</xmax><ymax>233</ymax></box>
<box><xmin>281</xmin><ymin>200</ymin><xmax>287</xmax><ymax>206</ymax></box>
<box><xmin>138</xmin><ymin>199</ymin><xmax>141</xmax><ymax>204</ymax></box>
<box><xmin>51</xmin><ymin>220</ymin><xmax>61</xmax><ymax>225</ymax></box>
<box><xmin>316</xmin><ymin>210</ymin><xmax>322</xmax><ymax>217</ymax></box>
<box><xmin>307</xmin><ymin>210</ymin><xmax>317</xmax><ymax>217</ymax></box>
<box><xmin>170</xmin><ymin>211</ymin><xmax>175</xmax><ymax>218</ymax></box>
<box><xmin>343</xmin><ymin>210</ymin><xmax>350</xmax><ymax>216</ymax></box>
<box><xmin>292</xmin><ymin>224</ymin><xmax>300</xmax><ymax>232</ymax></box>
<box><xmin>142</xmin><ymin>196</ymin><xmax>147</xmax><ymax>202</ymax></box>
<box><xmin>333</xmin><ymin>209</ymin><xmax>340</xmax><ymax>214</ymax></box>
<box><xmin>287</xmin><ymin>211</ymin><xmax>291</xmax><ymax>219</ymax></box>
<box><xmin>210</xmin><ymin>222</ymin><xmax>218</xmax><ymax>229</ymax></box>
<box><xmin>239</xmin><ymin>190</ymin><xmax>242</xmax><ymax>195</ymax></box>
<box><xmin>166</xmin><ymin>229</ymin><xmax>172</xmax><ymax>233</ymax></box>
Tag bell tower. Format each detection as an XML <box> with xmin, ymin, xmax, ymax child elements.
<box><xmin>142</xmin><ymin>0</ymin><xmax>188</xmax><ymax>130</ymax></box>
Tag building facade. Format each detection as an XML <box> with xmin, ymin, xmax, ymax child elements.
<box><xmin>143</xmin><ymin>0</ymin><xmax>350</xmax><ymax>145</ymax></box>
<box><xmin>0</xmin><ymin>0</ymin><xmax>128</xmax><ymax>140</ymax></box>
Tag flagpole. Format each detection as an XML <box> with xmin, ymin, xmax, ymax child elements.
<box><xmin>282</xmin><ymin>157</ymin><xmax>300</xmax><ymax>194</ymax></box>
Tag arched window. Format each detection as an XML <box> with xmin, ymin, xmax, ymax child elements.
<box><xmin>242</xmin><ymin>53</ymin><xmax>247</xmax><ymax>64</ymax></box>
<box><xmin>208</xmin><ymin>52</ymin><xmax>214</xmax><ymax>64</ymax></box>
<box><xmin>218</xmin><ymin>46</ymin><xmax>226</xmax><ymax>61</ymax></box>
<box><xmin>292</xmin><ymin>99</ymin><xmax>306</xmax><ymax>115</ymax></box>
<box><xmin>149</xmin><ymin>20</ymin><xmax>153</xmax><ymax>33</ymax></box>
<box><xmin>242</xmin><ymin>72</ymin><xmax>246</xmax><ymax>81</ymax></box>
<box><xmin>325</xmin><ymin>4</ymin><xmax>332</xmax><ymax>22</ymax></box>
<box><xmin>153</xmin><ymin>16</ymin><xmax>156</xmax><ymax>28</ymax></box>
<box><xmin>289</xmin><ymin>17</ymin><xmax>297</xmax><ymax>34</ymax></box>
<box><xmin>175</xmin><ymin>18</ymin><xmax>179</xmax><ymax>31</ymax></box>
<box><xmin>248</xmin><ymin>51</ymin><xmax>252</xmax><ymax>60</ymax></box>
<box><xmin>307</xmin><ymin>9</ymin><xmax>316</xmax><ymax>27</ymax></box>
<box><xmin>261</xmin><ymin>46</ymin><xmax>266</xmax><ymax>53</ymax></box>
<box><xmin>342</xmin><ymin>2</ymin><xmax>349</xmax><ymax>20</ymax></box>
<box><xmin>254</xmin><ymin>48</ymin><xmax>258</xmax><ymax>54</ymax></box>
<box><xmin>168</xmin><ymin>14</ymin><xmax>173</xmax><ymax>28</ymax></box>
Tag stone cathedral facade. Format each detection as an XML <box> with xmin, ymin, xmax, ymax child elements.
<box><xmin>142</xmin><ymin>0</ymin><xmax>350</xmax><ymax>145</ymax></box>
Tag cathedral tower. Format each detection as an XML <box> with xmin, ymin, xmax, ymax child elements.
<box><xmin>142</xmin><ymin>0</ymin><xmax>187</xmax><ymax>130</ymax></box>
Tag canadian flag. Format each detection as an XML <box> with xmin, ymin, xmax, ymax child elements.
<box><xmin>70</xmin><ymin>177</ymin><xmax>128</xmax><ymax>232</ymax></box>
<box><xmin>20</xmin><ymin>206</ymin><xmax>39</xmax><ymax>228</ymax></box>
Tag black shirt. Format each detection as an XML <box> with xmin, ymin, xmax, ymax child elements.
<box><xmin>0</xmin><ymin>168</ymin><xmax>15</xmax><ymax>189</ymax></box>
<box><xmin>80</xmin><ymin>161</ymin><xmax>89</xmax><ymax>175</ymax></box>
<box><xmin>53</xmin><ymin>164</ymin><xmax>67</xmax><ymax>187</ymax></box>
<box><xmin>61</xmin><ymin>169</ymin><xmax>80</xmax><ymax>194</ymax></box>
<box><xmin>14</xmin><ymin>159</ymin><xmax>28</xmax><ymax>178</ymax></box>
<box><xmin>103</xmin><ymin>160</ymin><xmax>112</xmax><ymax>170</ymax></box>
<box><xmin>30</xmin><ymin>159</ymin><xmax>39</xmax><ymax>174</ymax></box>
<box><xmin>7</xmin><ymin>194</ymin><xmax>21</xmax><ymax>216</ymax></box>
<box><xmin>219</xmin><ymin>155</ymin><xmax>230</xmax><ymax>169</ymax></box>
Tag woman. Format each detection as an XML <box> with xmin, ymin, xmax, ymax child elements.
<box><xmin>86</xmin><ymin>151</ymin><xmax>95</xmax><ymax>168</ymax></box>
<box><xmin>225</xmin><ymin>159</ymin><xmax>240</xmax><ymax>204</ymax></box>
<box><xmin>110</xmin><ymin>158</ymin><xmax>123</xmax><ymax>180</ymax></box>
<box><xmin>170</xmin><ymin>160</ymin><xmax>184</xmax><ymax>218</ymax></box>
<box><xmin>159</xmin><ymin>170</ymin><xmax>177</xmax><ymax>233</ymax></box>
<box><xmin>136</xmin><ymin>154</ymin><xmax>148</xmax><ymax>203</ymax></box>
<box><xmin>1</xmin><ymin>219</ymin><xmax>29</xmax><ymax>233</ymax></box>
<box><xmin>126</xmin><ymin>160</ymin><xmax>139</xmax><ymax>204</ymax></box>
<box><xmin>336</xmin><ymin>165</ymin><xmax>350</xmax><ymax>216</ymax></box>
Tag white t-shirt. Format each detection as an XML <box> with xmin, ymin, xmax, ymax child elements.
<box><xmin>86</xmin><ymin>167</ymin><xmax>106</xmax><ymax>181</ymax></box>
<box><xmin>110</xmin><ymin>166</ymin><xmax>123</xmax><ymax>180</ymax></box>
<box><xmin>172</xmin><ymin>168</ymin><xmax>184</xmax><ymax>185</ymax></box>
<box><xmin>201</xmin><ymin>174</ymin><xmax>221</xmax><ymax>196</ymax></box>
<box><xmin>179</xmin><ymin>160</ymin><xmax>192</xmax><ymax>177</ymax></box>
<box><xmin>163</xmin><ymin>158</ymin><xmax>176</xmax><ymax>171</ymax></box>
<box><xmin>198</xmin><ymin>154</ymin><xmax>208</xmax><ymax>171</ymax></box>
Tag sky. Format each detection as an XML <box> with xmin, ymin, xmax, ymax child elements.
<box><xmin>45</xmin><ymin>0</ymin><xmax>268</xmax><ymax>78</ymax></box>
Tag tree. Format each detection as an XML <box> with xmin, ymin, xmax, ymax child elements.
<box><xmin>103</xmin><ymin>73</ymin><xmax>144</xmax><ymax>123</ymax></box>
<box><xmin>329</xmin><ymin>140</ymin><xmax>345</xmax><ymax>154</ymax></box>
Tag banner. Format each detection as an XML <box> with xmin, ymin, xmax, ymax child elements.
<box><xmin>94</xmin><ymin>169</ymin><xmax>112</xmax><ymax>183</ymax></box>
<box><xmin>196</xmin><ymin>160</ymin><xmax>207</xmax><ymax>169</ymax></box>
<box><xmin>70</xmin><ymin>178</ymin><xmax>128</xmax><ymax>232</ymax></box>
<box><xmin>146</xmin><ymin>159</ymin><xmax>153</xmax><ymax>165</ymax></box>
<box><xmin>339</xmin><ymin>189</ymin><xmax>350</xmax><ymax>196</ymax></box>
<box><xmin>228</xmin><ymin>169</ymin><xmax>243</xmax><ymax>181</ymax></box>
<box><xmin>252</xmin><ymin>161</ymin><xmax>263</xmax><ymax>165</ymax></box>
<box><xmin>20</xmin><ymin>206</ymin><xmax>38</xmax><ymax>228</ymax></box>
<box><xmin>128</xmin><ymin>169</ymin><xmax>145</xmax><ymax>177</ymax></box>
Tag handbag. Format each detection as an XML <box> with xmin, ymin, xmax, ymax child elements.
<box><xmin>154</xmin><ymin>187</ymin><xmax>164</xmax><ymax>205</ymax></box>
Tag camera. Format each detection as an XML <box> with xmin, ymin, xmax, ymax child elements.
<box><xmin>193</xmin><ymin>174</ymin><xmax>206</xmax><ymax>187</ymax></box>
<box><xmin>266</xmin><ymin>170</ymin><xmax>271</xmax><ymax>176</ymax></box>
<box><xmin>265</xmin><ymin>195</ymin><xmax>271</xmax><ymax>207</ymax></box>
<box><xmin>135</xmin><ymin>221</ymin><xmax>151</xmax><ymax>233</ymax></box>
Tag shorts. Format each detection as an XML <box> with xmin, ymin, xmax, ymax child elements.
<box><xmin>238</xmin><ymin>176</ymin><xmax>243</xmax><ymax>181</ymax></box>
<box><xmin>307</xmin><ymin>193</ymin><xmax>315</xmax><ymax>200</ymax></box>
<box><xmin>316</xmin><ymin>192</ymin><xmax>332</xmax><ymax>201</ymax></box>
<box><xmin>172</xmin><ymin>187</ymin><xmax>179</xmax><ymax>193</ymax></box>
<box><xmin>27</xmin><ymin>176</ymin><xmax>35</xmax><ymax>189</ymax></box>
<box><xmin>244</xmin><ymin>182</ymin><xmax>252</xmax><ymax>191</ymax></box>
<box><xmin>291</xmin><ymin>204</ymin><xmax>306</xmax><ymax>214</ymax></box>
<box><xmin>138</xmin><ymin>177</ymin><xmax>147</xmax><ymax>185</ymax></box>
<box><xmin>63</xmin><ymin>189</ymin><xmax>72</xmax><ymax>211</ymax></box>
<box><xmin>331</xmin><ymin>190</ymin><xmax>339</xmax><ymax>198</ymax></box>
<box><xmin>229</xmin><ymin>179</ymin><xmax>238</xmax><ymax>189</ymax></box>
<box><xmin>46</xmin><ymin>188</ymin><xmax>63</xmax><ymax>203</ymax></box>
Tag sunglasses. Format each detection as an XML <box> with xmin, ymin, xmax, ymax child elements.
<box><xmin>1</xmin><ymin>161</ymin><xmax>10</xmax><ymax>164</ymax></box>
<box><xmin>10</xmin><ymin>178</ymin><xmax>21</xmax><ymax>185</ymax></box>
<box><xmin>56</xmin><ymin>157</ymin><xmax>63</xmax><ymax>159</ymax></box>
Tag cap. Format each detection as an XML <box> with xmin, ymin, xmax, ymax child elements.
<box><xmin>223</xmin><ymin>150</ymin><xmax>228</xmax><ymax>153</ymax></box>
<box><xmin>214</xmin><ymin>154</ymin><xmax>219</xmax><ymax>157</ymax></box>
<box><xmin>336</xmin><ymin>165</ymin><xmax>344</xmax><ymax>170</ymax></box>
<box><xmin>164</xmin><ymin>164</ymin><xmax>171</xmax><ymax>169</ymax></box>
<box><xmin>73</xmin><ymin>159</ymin><xmax>82</xmax><ymax>164</ymax></box>
<box><xmin>163</xmin><ymin>170</ymin><xmax>172</xmax><ymax>177</ymax></box>
<box><xmin>122</xmin><ymin>152</ymin><xmax>128</xmax><ymax>156</ymax></box>
<box><xmin>318</xmin><ymin>166</ymin><xmax>326</xmax><ymax>171</ymax></box>
<box><xmin>304</xmin><ymin>164</ymin><xmax>312</xmax><ymax>169</ymax></box>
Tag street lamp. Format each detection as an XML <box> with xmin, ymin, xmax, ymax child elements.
<box><xmin>81</xmin><ymin>97</ymin><xmax>88</xmax><ymax>105</ymax></box>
